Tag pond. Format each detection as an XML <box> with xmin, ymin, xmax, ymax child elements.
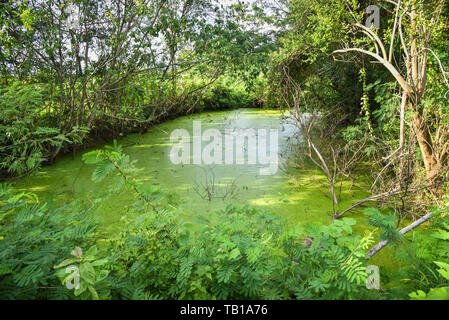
<box><xmin>12</xmin><ymin>108</ymin><xmax>394</xmax><ymax>267</ymax></box>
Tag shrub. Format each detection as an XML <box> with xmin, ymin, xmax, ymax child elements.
<box><xmin>0</xmin><ymin>184</ymin><xmax>99</xmax><ymax>299</ymax></box>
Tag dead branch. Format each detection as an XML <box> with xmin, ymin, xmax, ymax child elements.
<box><xmin>367</xmin><ymin>212</ymin><xmax>433</xmax><ymax>258</ymax></box>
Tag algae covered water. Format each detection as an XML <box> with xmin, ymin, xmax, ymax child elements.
<box><xmin>12</xmin><ymin>108</ymin><xmax>395</xmax><ymax>267</ymax></box>
<box><xmin>12</xmin><ymin>108</ymin><xmax>362</xmax><ymax>227</ymax></box>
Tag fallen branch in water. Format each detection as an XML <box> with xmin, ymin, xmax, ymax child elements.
<box><xmin>336</xmin><ymin>177</ymin><xmax>449</xmax><ymax>220</ymax></box>
<box><xmin>334</xmin><ymin>188</ymin><xmax>401</xmax><ymax>220</ymax></box>
<box><xmin>367</xmin><ymin>212</ymin><xmax>433</xmax><ymax>258</ymax></box>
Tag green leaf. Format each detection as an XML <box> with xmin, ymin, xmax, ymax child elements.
<box><xmin>424</xmin><ymin>287</ymin><xmax>449</xmax><ymax>300</ymax></box>
<box><xmin>82</xmin><ymin>151</ymin><xmax>102</xmax><ymax>164</ymax></box>
<box><xmin>80</xmin><ymin>262</ymin><xmax>96</xmax><ymax>285</ymax></box>
<box><xmin>432</xmin><ymin>230</ymin><xmax>449</xmax><ymax>240</ymax></box>
<box><xmin>435</xmin><ymin>261</ymin><xmax>449</xmax><ymax>280</ymax></box>
<box><xmin>0</xmin><ymin>264</ymin><xmax>13</xmax><ymax>276</ymax></box>
<box><xmin>91</xmin><ymin>258</ymin><xmax>108</xmax><ymax>267</ymax></box>
<box><xmin>92</xmin><ymin>160</ymin><xmax>115</xmax><ymax>182</ymax></box>
<box><xmin>229</xmin><ymin>248</ymin><xmax>241</xmax><ymax>259</ymax></box>
<box><xmin>88</xmin><ymin>285</ymin><xmax>99</xmax><ymax>300</ymax></box>
<box><xmin>74</xmin><ymin>281</ymin><xmax>87</xmax><ymax>296</ymax></box>
<box><xmin>96</xmin><ymin>270</ymin><xmax>110</xmax><ymax>282</ymax></box>
<box><xmin>85</xmin><ymin>245</ymin><xmax>98</xmax><ymax>258</ymax></box>
<box><xmin>409</xmin><ymin>290</ymin><xmax>427</xmax><ymax>300</ymax></box>
<box><xmin>54</xmin><ymin>258</ymin><xmax>79</xmax><ymax>269</ymax></box>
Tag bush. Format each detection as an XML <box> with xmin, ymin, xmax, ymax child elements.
<box><xmin>80</xmin><ymin>144</ymin><xmax>375</xmax><ymax>300</ymax></box>
<box><xmin>0</xmin><ymin>184</ymin><xmax>99</xmax><ymax>299</ymax></box>
<box><xmin>0</xmin><ymin>82</ymin><xmax>86</xmax><ymax>178</ymax></box>
<box><xmin>105</xmin><ymin>204</ymin><xmax>375</xmax><ymax>300</ymax></box>
<box><xmin>0</xmin><ymin>144</ymin><xmax>382</xmax><ymax>300</ymax></box>
<box><xmin>384</xmin><ymin>208</ymin><xmax>449</xmax><ymax>300</ymax></box>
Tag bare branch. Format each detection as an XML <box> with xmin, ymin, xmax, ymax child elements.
<box><xmin>389</xmin><ymin>0</ymin><xmax>402</xmax><ymax>63</ymax></box>
<box><xmin>333</xmin><ymin>47</ymin><xmax>413</xmax><ymax>93</ymax></box>
<box><xmin>367</xmin><ymin>212</ymin><xmax>433</xmax><ymax>257</ymax></box>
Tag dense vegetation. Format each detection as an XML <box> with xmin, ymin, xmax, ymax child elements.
<box><xmin>1</xmin><ymin>0</ymin><xmax>449</xmax><ymax>300</ymax></box>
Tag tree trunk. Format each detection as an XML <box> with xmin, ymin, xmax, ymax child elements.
<box><xmin>398</xmin><ymin>91</ymin><xmax>408</xmax><ymax>186</ymax></box>
<box><xmin>412</xmin><ymin>114</ymin><xmax>439</xmax><ymax>182</ymax></box>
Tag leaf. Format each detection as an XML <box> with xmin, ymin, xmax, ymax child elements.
<box><xmin>96</xmin><ymin>270</ymin><xmax>110</xmax><ymax>282</ymax></box>
<box><xmin>88</xmin><ymin>285</ymin><xmax>99</xmax><ymax>300</ymax></box>
<box><xmin>92</xmin><ymin>160</ymin><xmax>114</xmax><ymax>182</ymax></box>
<box><xmin>54</xmin><ymin>258</ymin><xmax>79</xmax><ymax>269</ymax></box>
<box><xmin>71</xmin><ymin>247</ymin><xmax>83</xmax><ymax>258</ymax></box>
<box><xmin>432</xmin><ymin>230</ymin><xmax>449</xmax><ymax>240</ymax></box>
<box><xmin>229</xmin><ymin>248</ymin><xmax>241</xmax><ymax>259</ymax></box>
<box><xmin>82</xmin><ymin>151</ymin><xmax>102</xmax><ymax>164</ymax></box>
<box><xmin>409</xmin><ymin>290</ymin><xmax>427</xmax><ymax>300</ymax></box>
<box><xmin>91</xmin><ymin>258</ymin><xmax>108</xmax><ymax>267</ymax></box>
<box><xmin>85</xmin><ymin>245</ymin><xmax>98</xmax><ymax>258</ymax></box>
<box><xmin>341</xmin><ymin>218</ymin><xmax>356</xmax><ymax>226</ymax></box>
<box><xmin>435</xmin><ymin>261</ymin><xmax>449</xmax><ymax>280</ymax></box>
<box><xmin>74</xmin><ymin>281</ymin><xmax>87</xmax><ymax>296</ymax></box>
<box><xmin>80</xmin><ymin>262</ymin><xmax>96</xmax><ymax>285</ymax></box>
<box><xmin>0</xmin><ymin>264</ymin><xmax>13</xmax><ymax>276</ymax></box>
<box><xmin>424</xmin><ymin>287</ymin><xmax>449</xmax><ymax>300</ymax></box>
<box><xmin>364</xmin><ymin>207</ymin><xmax>381</xmax><ymax>217</ymax></box>
<box><xmin>247</xmin><ymin>247</ymin><xmax>261</xmax><ymax>264</ymax></box>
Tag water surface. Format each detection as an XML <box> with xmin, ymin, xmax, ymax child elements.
<box><xmin>13</xmin><ymin>109</ymin><xmax>365</xmax><ymax>226</ymax></box>
<box><xmin>13</xmin><ymin>108</ymin><xmax>397</xmax><ymax>267</ymax></box>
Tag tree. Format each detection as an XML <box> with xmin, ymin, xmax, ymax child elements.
<box><xmin>0</xmin><ymin>0</ymin><xmax>273</xmax><ymax>178</ymax></box>
<box><xmin>333</xmin><ymin>0</ymin><xmax>449</xmax><ymax>184</ymax></box>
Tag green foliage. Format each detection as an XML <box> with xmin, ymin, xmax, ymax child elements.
<box><xmin>378</xmin><ymin>206</ymin><xmax>449</xmax><ymax>300</ymax></box>
<box><xmin>409</xmin><ymin>261</ymin><xmax>449</xmax><ymax>300</ymax></box>
<box><xmin>54</xmin><ymin>246</ymin><xmax>111</xmax><ymax>300</ymax></box>
<box><xmin>1</xmin><ymin>0</ymin><xmax>448</xmax><ymax>301</ymax></box>
<box><xmin>80</xmin><ymin>146</ymin><xmax>374</xmax><ymax>300</ymax></box>
<box><xmin>0</xmin><ymin>82</ymin><xmax>87</xmax><ymax>177</ymax></box>
<box><xmin>105</xmin><ymin>204</ymin><xmax>373</xmax><ymax>300</ymax></box>
<box><xmin>196</xmin><ymin>76</ymin><xmax>259</xmax><ymax>110</ymax></box>
<box><xmin>6</xmin><ymin>145</ymin><xmax>449</xmax><ymax>301</ymax></box>
<box><xmin>0</xmin><ymin>184</ymin><xmax>99</xmax><ymax>299</ymax></box>
<box><xmin>365</xmin><ymin>208</ymin><xmax>403</xmax><ymax>245</ymax></box>
<box><xmin>0</xmin><ymin>0</ymin><xmax>273</xmax><ymax>179</ymax></box>
<box><xmin>82</xmin><ymin>141</ymin><xmax>162</xmax><ymax>210</ymax></box>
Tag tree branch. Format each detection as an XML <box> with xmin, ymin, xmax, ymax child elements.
<box><xmin>367</xmin><ymin>211</ymin><xmax>433</xmax><ymax>257</ymax></box>
<box><xmin>333</xmin><ymin>47</ymin><xmax>413</xmax><ymax>93</ymax></box>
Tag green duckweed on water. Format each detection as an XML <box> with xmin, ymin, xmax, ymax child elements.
<box><xmin>12</xmin><ymin>108</ymin><xmax>399</xmax><ymax>269</ymax></box>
